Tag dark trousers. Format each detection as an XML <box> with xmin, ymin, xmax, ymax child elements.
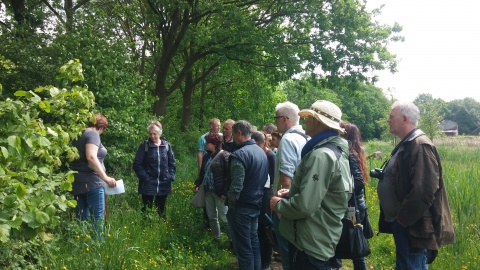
<box><xmin>288</xmin><ymin>242</ymin><xmax>332</xmax><ymax>270</ymax></box>
<box><xmin>141</xmin><ymin>194</ymin><xmax>168</xmax><ymax>218</ymax></box>
<box><xmin>259</xmin><ymin>188</ymin><xmax>273</xmax><ymax>269</ymax></box>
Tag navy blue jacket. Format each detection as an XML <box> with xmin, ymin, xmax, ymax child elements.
<box><xmin>229</xmin><ymin>139</ymin><xmax>268</xmax><ymax>209</ymax></box>
<box><xmin>133</xmin><ymin>138</ymin><xmax>176</xmax><ymax>196</ymax></box>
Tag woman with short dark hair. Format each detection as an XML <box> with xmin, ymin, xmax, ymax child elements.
<box><xmin>195</xmin><ymin>132</ymin><xmax>231</xmax><ymax>241</ymax></box>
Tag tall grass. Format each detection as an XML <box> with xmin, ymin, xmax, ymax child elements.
<box><xmin>34</xmin><ymin>137</ymin><xmax>480</xmax><ymax>269</ymax></box>
<box><xmin>40</xmin><ymin>155</ymin><xmax>236</xmax><ymax>270</ymax></box>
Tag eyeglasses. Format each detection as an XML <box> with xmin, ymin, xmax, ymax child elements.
<box><xmin>273</xmin><ymin>116</ymin><xmax>289</xmax><ymax>120</ymax></box>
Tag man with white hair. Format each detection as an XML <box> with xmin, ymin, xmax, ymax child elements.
<box><xmin>272</xmin><ymin>101</ymin><xmax>309</xmax><ymax>270</ymax></box>
<box><xmin>377</xmin><ymin>101</ymin><xmax>455</xmax><ymax>269</ymax></box>
<box><xmin>270</xmin><ymin>100</ymin><xmax>352</xmax><ymax>269</ymax></box>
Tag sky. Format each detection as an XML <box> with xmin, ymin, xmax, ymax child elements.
<box><xmin>366</xmin><ymin>0</ymin><xmax>480</xmax><ymax>102</ymax></box>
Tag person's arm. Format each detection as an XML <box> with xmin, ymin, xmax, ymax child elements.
<box><xmin>197</xmin><ymin>135</ymin><xmax>206</xmax><ymax>172</ymax></box>
<box><xmin>276</xmin><ymin>135</ymin><xmax>301</xmax><ymax>190</ymax></box>
<box><xmin>275</xmin><ymin>151</ymin><xmax>334</xmax><ymax>220</ymax></box>
<box><xmin>197</xmin><ymin>151</ymin><xmax>203</xmax><ymax>173</ymax></box>
<box><xmin>278</xmin><ymin>173</ymin><xmax>293</xmax><ymax>190</ymax></box>
<box><xmin>85</xmin><ymin>143</ymin><xmax>116</xmax><ymax>187</ymax></box>
<box><xmin>167</xmin><ymin>142</ymin><xmax>176</xmax><ymax>181</ymax></box>
<box><xmin>396</xmin><ymin>144</ymin><xmax>439</xmax><ymax>227</ymax></box>
<box><xmin>348</xmin><ymin>154</ymin><xmax>365</xmax><ymax>195</ymax></box>
<box><xmin>228</xmin><ymin>157</ymin><xmax>245</xmax><ymax>207</ymax></box>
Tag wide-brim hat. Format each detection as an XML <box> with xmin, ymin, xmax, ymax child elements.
<box><xmin>298</xmin><ymin>100</ymin><xmax>345</xmax><ymax>134</ymax></box>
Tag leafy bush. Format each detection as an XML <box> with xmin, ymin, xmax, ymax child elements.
<box><xmin>0</xmin><ymin>60</ymin><xmax>95</xmax><ymax>267</ymax></box>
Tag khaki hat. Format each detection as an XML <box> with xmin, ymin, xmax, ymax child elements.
<box><xmin>298</xmin><ymin>100</ymin><xmax>345</xmax><ymax>133</ymax></box>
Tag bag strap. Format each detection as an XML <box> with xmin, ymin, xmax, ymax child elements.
<box><xmin>205</xmin><ymin>150</ymin><xmax>224</xmax><ymax>172</ymax></box>
<box><xmin>289</xmin><ymin>129</ymin><xmax>309</xmax><ymax>141</ymax></box>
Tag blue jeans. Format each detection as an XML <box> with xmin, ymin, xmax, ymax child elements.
<box><xmin>75</xmin><ymin>187</ymin><xmax>105</xmax><ymax>241</ymax></box>
<box><xmin>391</xmin><ymin>221</ymin><xmax>428</xmax><ymax>270</ymax></box>
<box><xmin>227</xmin><ymin>206</ymin><xmax>261</xmax><ymax>270</ymax></box>
<box><xmin>289</xmin><ymin>242</ymin><xmax>331</xmax><ymax>270</ymax></box>
<box><xmin>273</xmin><ymin>214</ymin><xmax>290</xmax><ymax>270</ymax></box>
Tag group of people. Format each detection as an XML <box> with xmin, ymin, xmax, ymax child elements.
<box><xmin>70</xmin><ymin>99</ymin><xmax>455</xmax><ymax>270</ymax></box>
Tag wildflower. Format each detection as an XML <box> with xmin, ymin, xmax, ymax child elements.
<box><xmin>86</xmin><ymin>247</ymin><xmax>90</xmax><ymax>252</ymax></box>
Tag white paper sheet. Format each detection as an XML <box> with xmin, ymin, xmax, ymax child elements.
<box><xmin>104</xmin><ymin>179</ymin><xmax>125</xmax><ymax>195</ymax></box>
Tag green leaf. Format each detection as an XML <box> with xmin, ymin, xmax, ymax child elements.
<box><xmin>36</xmin><ymin>211</ymin><xmax>50</xmax><ymax>224</ymax></box>
<box><xmin>39</xmin><ymin>100</ymin><xmax>51</xmax><ymax>113</ymax></box>
<box><xmin>22</xmin><ymin>211</ymin><xmax>36</xmax><ymax>223</ymax></box>
<box><xmin>0</xmin><ymin>146</ymin><xmax>8</xmax><ymax>159</ymax></box>
<box><xmin>0</xmin><ymin>224</ymin><xmax>11</xmax><ymax>243</ymax></box>
<box><xmin>4</xmin><ymin>195</ymin><xmax>17</xmax><ymax>207</ymax></box>
<box><xmin>38</xmin><ymin>137</ymin><xmax>51</xmax><ymax>147</ymax></box>
<box><xmin>38</xmin><ymin>167</ymin><xmax>51</xmax><ymax>174</ymax></box>
<box><xmin>60</xmin><ymin>180</ymin><xmax>72</xmax><ymax>191</ymax></box>
<box><xmin>7</xmin><ymin>216</ymin><xmax>23</xmax><ymax>229</ymax></box>
<box><xmin>45</xmin><ymin>205</ymin><xmax>56</xmax><ymax>216</ymax></box>
<box><xmin>14</xmin><ymin>90</ymin><xmax>27</xmax><ymax>97</ymax></box>
<box><xmin>7</xmin><ymin>135</ymin><xmax>18</xmax><ymax>148</ymax></box>
<box><xmin>16</xmin><ymin>183</ymin><xmax>26</xmax><ymax>198</ymax></box>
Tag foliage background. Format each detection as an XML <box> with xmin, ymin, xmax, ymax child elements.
<box><xmin>1</xmin><ymin>0</ymin><xmax>480</xmax><ymax>268</ymax></box>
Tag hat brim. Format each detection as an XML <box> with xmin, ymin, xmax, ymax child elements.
<box><xmin>298</xmin><ymin>109</ymin><xmax>345</xmax><ymax>134</ymax></box>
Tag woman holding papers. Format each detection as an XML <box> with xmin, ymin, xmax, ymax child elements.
<box><xmin>70</xmin><ymin>114</ymin><xmax>116</xmax><ymax>241</ymax></box>
<box><xmin>133</xmin><ymin>121</ymin><xmax>176</xmax><ymax>219</ymax></box>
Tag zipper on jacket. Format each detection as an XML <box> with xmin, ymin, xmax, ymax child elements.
<box><xmin>156</xmin><ymin>146</ymin><xmax>161</xmax><ymax>194</ymax></box>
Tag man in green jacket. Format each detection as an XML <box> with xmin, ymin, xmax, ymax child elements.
<box><xmin>270</xmin><ymin>100</ymin><xmax>353</xmax><ymax>269</ymax></box>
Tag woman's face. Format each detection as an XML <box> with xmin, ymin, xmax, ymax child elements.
<box><xmin>149</xmin><ymin>132</ymin><xmax>160</xmax><ymax>144</ymax></box>
<box><xmin>206</xmin><ymin>142</ymin><xmax>215</xmax><ymax>152</ymax></box>
<box><xmin>271</xmin><ymin>136</ymin><xmax>280</xmax><ymax>148</ymax></box>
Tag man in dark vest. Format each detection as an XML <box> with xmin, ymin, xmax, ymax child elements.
<box><xmin>227</xmin><ymin>120</ymin><xmax>269</xmax><ymax>270</ymax></box>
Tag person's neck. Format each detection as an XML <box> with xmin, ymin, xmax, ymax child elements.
<box><xmin>398</xmin><ymin>126</ymin><xmax>416</xmax><ymax>140</ymax></box>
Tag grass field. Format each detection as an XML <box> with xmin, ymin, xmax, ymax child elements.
<box><xmin>31</xmin><ymin>136</ymin><xmax>480</xmax><ymax>269</ymax></box>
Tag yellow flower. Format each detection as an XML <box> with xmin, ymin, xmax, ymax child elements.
<box><xmin>86</xmin><ymin>247</ymin><xmax>90</xmax><ymax>252</ymax></box>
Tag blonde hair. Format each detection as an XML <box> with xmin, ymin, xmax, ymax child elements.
<box><xmin>147</xmin><ymin>121</ymin><xmax>163</xmax><ymax>137</ymax></box>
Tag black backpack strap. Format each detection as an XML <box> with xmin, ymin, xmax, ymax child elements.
<box><xmin>317</xmin><ymin>142</ymin><xmax>342</xmax><ymax>160</ymax></box>
<box><xmin>144</xmin><ymin>140</ymin><xmax>149</xmax><ymax>153</ymax></box>
<box><xmin>289</xmin><ymin>129</ymin><xmax>309</xmax><ymax>141</ymax></box>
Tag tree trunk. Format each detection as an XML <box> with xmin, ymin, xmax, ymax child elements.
<box><xmin>198</xmin><ymin>79</ymin><xmax>207</xmax><ymax>125</ymax></box>
<box><xmin>180</xmin><ymin>71</ymin><xmax>194</xmax><ymax>132</ymax></box>
<box><xmin>153</xmin><ymin>89</ymin><xmax>168</xmax><ymax>118</ymax></box>
<box><xmin>64</xmin><ymin>0</ymin><xmax>73</xmax><ymax>32</ymax></box>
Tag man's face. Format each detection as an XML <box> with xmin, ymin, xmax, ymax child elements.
<box><xmin>304</xmin><ymin>116</ymin><xmax>316</xmax><ymax>137</ymax></box>
<box><xmin>274</xmin><ymin>112</ymin><xmax>287</xmax><ymax>133</ymax></box>
<box><xmin>210</xmin><ymin>121</ymin><xmax>221</xmax><ymax>133</ymax></box>
<box><xmin>223</xmin><ymin>123</ymin><xmax>232</xmax><ymax>137</ymax></box>
<box><xmin>232</xmin><ymin>129</ymin><xmax>241</xmax><ymax>145</ymax></box>
<box><xmin>387</xmin><ymin>107</ymin><xmax>404</xmax><ymax>136</ymax></box>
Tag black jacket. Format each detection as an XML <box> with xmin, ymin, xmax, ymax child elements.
<box><xmin>195</xmin><ymin>150</ymin><xmax>231</xmax><ymax>197</ymax></box>
<box><xmin>133</xmin><ymin>138</ymin><xmax>176</xmax><ymax>196</ymax></box>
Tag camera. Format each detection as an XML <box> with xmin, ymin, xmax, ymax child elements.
<box><xmin>370</xmin><ymin>168</ymin><xmax>384</xmax><ymax>180</ymax></box>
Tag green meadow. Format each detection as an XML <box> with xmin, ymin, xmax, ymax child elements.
<box><xmin>20</xmin><ymin>137</ymin><xmax>480</xmax><ymax>270</ymax></box>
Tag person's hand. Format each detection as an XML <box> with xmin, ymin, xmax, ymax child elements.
<box><xmin>277</xmin><ymin>188</ymin><xmax>290</xmax><ymax>198</ymax></box>
<box><xmin>270</xmin><ymin>196</ymin><xmax>281</xmax><ymax>212</ymax></box>
<box><xmin>105</xmin><ymin>177</ymin><xmax>116</xmax><ymax>187</ymax></box>
<box><xmin>195</xmin><ymin>186</ymin><xmax>199</xmax><ymax>192</ymax></box>
<box><xmin>220</xmin><ymin>195</ymin><xmax>227</xmax><ymax>201</ymax></box>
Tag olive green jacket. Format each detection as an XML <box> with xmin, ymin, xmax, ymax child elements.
<box><xmin>276</xmin><ymin>136</ymin><xmax>353</xmax><ymax>261</ymax></box>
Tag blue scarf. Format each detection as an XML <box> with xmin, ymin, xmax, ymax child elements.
<box><xmin>301</xmin><ymin>130</ymin><xmax>339</xmax><ymax>158</ymax></box>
